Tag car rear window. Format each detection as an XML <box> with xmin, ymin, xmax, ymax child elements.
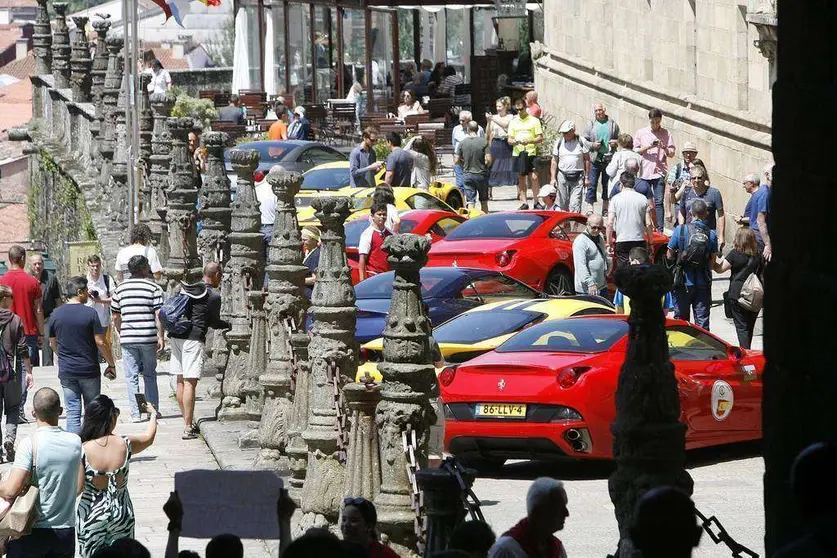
<box><xmin>399</xmin><ymin>219</ymin><xmax>420</xmax><ymax>234</ymax></box>
<box><xmin>345</xmin><ymin>219</ymin><xmax>368</xmax><ymax>248</ymax></box>
<box><xmin>355</xmin><ymin>269</ymin><xmax>453</xmax><ymax>299</ymax></box>
<box><xmin>301</xmin><ymin>167</ymin><xmax>351</xmax><ymax>190</ymax></box>
<box><xmin>446</xmin><ymin>213</ymin><xmax>546</xmax><ymax>240</ymax></box>
<box><xmin>496</xmin><ymin>318</ymin><xmax>628</xmax><ymax>353</ymax></box>
<box><xmin>434</xmin><ymin>309</ymin><xmax>545</xmax><ymax>345</ymax></box>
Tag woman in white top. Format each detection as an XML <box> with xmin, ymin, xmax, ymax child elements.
<box><xmin>146</xmin><ymin>59</ymin><xmax>171</xmax><ymax>95</ymax></box>
<box><xmin>404</xmin><ymin>135</ymin><xmax>437</xmax><ymax>190</ymax></box>
<box><xmin>397</xmin><ymin>91</ymin><xmax>426</xmax><ymax>121</ymax></box>
<box><xmin>606</xmin><ymin>133</ymin><xmax>644</xmax><ymax>197</ymax></box>
<box><xmin>486</xmin><ymin>96</ymin><xmax>515</xmax><ymax>197</ymax></box>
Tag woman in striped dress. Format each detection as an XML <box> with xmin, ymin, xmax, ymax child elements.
<box><xmin>77</xmin><ymin>395</ymin><xmax>158</xmax><ymax>557</ymax></box>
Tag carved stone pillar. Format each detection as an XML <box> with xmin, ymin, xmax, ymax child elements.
<box><xmin>255</xmin><ymin>169</ymin><xmax>309</xmax><ymax>469</ymax></box>
<box><xmin>51</xmin><ymin>3</ymin><xmax>71</xmax><ymax>89</ymax></box>
<box><xmin>343</xmin><ymin>383</ymin><xmax>382</xmax><ymax>501</ymax></box>
<box><xmin>300</xmin><ymin>197</ymin><xmax>357</xmax><ymax>521</ymax></box>
<box><xmin>90</xmin><ymin>18</ymin><xmax>110</xmax><ymax>106</ymax></box>
<box><xmin>608</xmin><ymin>265</ymin><xmax>693</xmax><ymax>557</ymax></box>
<box><xmin>285</xmin><ymin>330</ymin><xmax>311</xmax><ymax>500</ymax></box>
<box><xmin>163</xmin><ymin>117</ymin><xmax>202</xmax><ymax>292</ymax></box>
<box><xmin>98</xmin><ymin>37</ymin><xmax>122</xmax><ymax>199</ymax></box>
<box><xmin>148</xmin><ymin>91</ymin><xmax>175</xmax><ymax>260</ymax></box>
<box><xmin>374</xmin><ymin>234</ymin><xmax>436</xmax><ymax>551</ymax></box>
<box><xmin>138</xmin><ymin>73</ymin><xmax>153</xmax><ymax>180</ymax></box>
<box><xmin>238</xmin><ymin>288</ymin><xmax>268</xmax><ymax>445</ymax></box>
<box><xmin>69</xmin><ymin>17</ymin><xmax>92</xmax><ymax>102</ymax></box>
<box><xmin>108</xmin><ymin>69</ymin><xmax>129</xmax><ymax>236</ymax></box>
<box><xmin>33</xmin><ymin>0</ymin><xmax>52</xmax><ymax>75</ymax></box>
<box><xmin>218</xmin><ymin>149</ymin><xmax>263</xmax><ymax>422</ymax></box>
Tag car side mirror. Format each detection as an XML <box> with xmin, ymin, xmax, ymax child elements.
<box><xmin>727</xmin><ymin>346</ymin><xmax>743</xmax><ymax>361</ymax></box>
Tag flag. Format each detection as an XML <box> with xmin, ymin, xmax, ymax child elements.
<box><xmin>150</xmin><ymin>0</ymin><xmax>172</xmax><ymax>20</ymax></box>
<box><xmin>197</xmin><ymin>0</ymin><xmax>221</xmax><ymax>6</ymax></box>
<box><xmin>150</xmin><ymin>0</ymin><xmax>191</xmax><ymax>26</ymax></box>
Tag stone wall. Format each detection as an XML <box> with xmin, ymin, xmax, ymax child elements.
<box><xmin>169</xmin><ymin>67</ymin><xmax>233</xmax><ymax>96</ymax></box>
<box><xmin>536</xmin><ymin>0</ymin><xmax>773</xmax><ymax>235</ymax></box>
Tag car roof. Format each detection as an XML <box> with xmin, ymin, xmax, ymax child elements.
<box><xmin>236</xmin><ymin>140</ymin><xmax>330</xmax><ymax>148</ymax></box>
<box><xmin>564</xmin><ymin>313</ymin><xmax>697</xmax><ymax>328</ymax></box>
<box><xmin>400</xmin><ymin>209</ymin><xmax>460</xmax><ymax>220</ymax></box>
<box><xmin>486</xmin><ymin>209</ymin><xmax>581</xmax><ymax>220</ymax></box>
<box><xmin>464</xmin><ymin>296</ymin><xmax>612</xmax><ymax>315</ymax></box>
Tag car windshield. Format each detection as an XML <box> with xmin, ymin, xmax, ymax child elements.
<box><xmin>496</xmin><ymin>318</ymin><xmax>628</xmax><ymax>353</ymax></box>
<box><xmin>225</xmin><ymin>143</ymin><xmax>290</xmax><ymax>164</ymax></box>
<box><xmin>301</xmin><ymin>167</ymin><xmax>351</xmax><ymax>190</ymax></box>
<box><xmin>399</xmin><ymin>219</ymin><xmax>420</xmax><ymax>234</ymax></box>
<box><xmin>345</xmin><ymin>219</ymin><xmax>369</xmax><ymax>248</ymax></box>
<box><xmin>355</xmin><ymin>269</ymin><xmax>457</xmax><ymax>299</ymax></box>
<box><xmin>434</xmin><ymin>309</ymin><xmax>545</xmax><ymax>344</ymax></box>
<box><xmin>445</xmin><ymin>213</ymin><xmax>547</xmax><ymax>240</ymax></box>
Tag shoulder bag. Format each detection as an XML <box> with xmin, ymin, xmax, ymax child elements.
<box><xmin>0</xmin><ymin>434</ymin><xmax>40</xmax><ymax>537</ymax></box>
<box><xmin>738</xmin><ymin>258</ymin><xmax>765</xmax><ymax>313</ymax></box>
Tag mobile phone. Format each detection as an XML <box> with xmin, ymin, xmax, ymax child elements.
<box><xmin>135</xmin><ymin>393</ymin><xmax>149</xmax><ymax>414</ymax></box>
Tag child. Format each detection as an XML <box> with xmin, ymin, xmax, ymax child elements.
<box><xmin>613</xmin><ymin>247</ymin><xmax>675</xmax><ymax>316</ymax></box>
<box><xmin>358</xmin><ymin>202</ymin><xmax>393</xmax><ymax>281</ymax></box>
<box><xmin>372</xmin><ymin>187</ymin><xmax>400</xmax><ymax>233</ymax></box>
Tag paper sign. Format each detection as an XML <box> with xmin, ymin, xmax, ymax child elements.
<box><xmin>174</xmin><ymin>470</ymin><xmax>283</xmax><ymax>539</ymax></box>
<box><xmin>66</xmin><ymin>241</ymin><xmax>100</xmax><ymax>277</ymax></box>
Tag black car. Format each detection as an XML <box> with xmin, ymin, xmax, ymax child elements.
<box><xmin>224</xmin><ymin>140</ymin><xmax>346</xmax><ymax>184</ymax></box>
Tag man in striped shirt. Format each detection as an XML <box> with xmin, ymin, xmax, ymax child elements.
<box><xmin>111</xmin><ymin>255</ymin><xmax>164</xmax><ymax>422</ymax></box>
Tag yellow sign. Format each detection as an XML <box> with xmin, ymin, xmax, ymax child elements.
<box><xmin>67</xmin><ymin>241</ymin><xmax>100</xmax><ymax>277</ymax></box>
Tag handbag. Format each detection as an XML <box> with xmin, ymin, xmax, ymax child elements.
<box><xmin>738</xmin><ymin>270</ymin><xmax>765</xmax><ymax>313</ymax></box>
<box><xmin>0</xmin><ymin>434</ymin><xmax>39</xmax><ymax>537</ymax></box>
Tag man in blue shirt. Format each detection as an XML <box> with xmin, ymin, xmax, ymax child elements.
<box><xmin>734</xmin><ymin>171</ymin><xmax>772</xmax><ymax>259</ymax></box>
<box><xmin>678</xmin><ymin>166</ymin><xmax>726</xmax><ymax>251</ymax></box>
<box><xmin>666</xmin><ymin>199</ymin><xmax>719</xmax><ymax>330</ymax></box>
<box><xmin>349</xmin><ymin>127</ymin><xmax>382</xmax><ymax>188</ymax></box>
<box><xmin>384</xmin><ymin>132</ymin><xmax>414</xmax><ymax>188</ymax></box>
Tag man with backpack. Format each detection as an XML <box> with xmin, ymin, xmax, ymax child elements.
<box><xmin>0</xmin><ymin>285</ymin><xmax>32</xmax><ymax>462</ymax></box>
<box><xmin>166</xmin><ymin>263</ymin><xmax>230</xmax><ymax>440</ymax></box>
<box><xmin>111</xmin><ymin>255</ymin><xmax>164</xmax><ymax>422</ymax></box>
<box><xmin>666</xmin><ymin>199</ymin><xmax>719</xmax><ymax>330</ymax></box>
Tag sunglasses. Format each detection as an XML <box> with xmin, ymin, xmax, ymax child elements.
<box><xmin>691</xmin><ymin>176</ymin><xmax>704</xmax><ymax>180</ymax></box>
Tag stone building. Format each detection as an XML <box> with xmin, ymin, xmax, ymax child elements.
<box><xmin>535</xmin><ymin>0</ymin><xmax>775</xmax><ymax>228</ymax></box>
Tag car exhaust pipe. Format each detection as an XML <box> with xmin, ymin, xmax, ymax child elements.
<box><xmin>564</xmin><ymin>428</ymin><xmax>591</xmax><ymax>453</ymax></box>
<box><xmin>566</xmin><ymin>428</ymin><xmax>582</xmax><ymax>441</ymax></box>
<box><xmin>569</xmin><ymin>439</ymin><xmax>587</xmax><ymax>452</ymax></box>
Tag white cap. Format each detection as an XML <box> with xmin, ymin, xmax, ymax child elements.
<box><xmin>558</xmin><ymin>120</ymin><xmax>575</xmax><ymax>133</ymax></box>
<box><xmin>538</xmin><ymin>184</ymin><xmax>557</xmax><ymax>198</ymax></box>
<box><xmin>681</xmin><ymin>141</ymin><xmax>698</xmax><ymax>153</ymax></box>
<box><xmin>294</xmin><ymin>106</ymin><xmax>305</xmax><ymax>116</ymax></box>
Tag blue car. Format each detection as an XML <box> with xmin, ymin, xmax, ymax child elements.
<box><xmin>351</xmin><ymin>267</ymin><xmax>541</xmax><ymax>344</ymax></box>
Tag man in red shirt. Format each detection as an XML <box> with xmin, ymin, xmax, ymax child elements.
<box><xmin>0</xmin><ymin>245</ymin><xmax>44</xmax><ymax>422</ymax></box>
<box><xmin>358</xmin><ymin>203</ymin><xmax>393</xmax><ymax>281</ymax></box>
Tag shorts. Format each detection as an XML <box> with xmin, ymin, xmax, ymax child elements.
<box><xmin>513</xmin><ymin>151</ymin><xmax>535</xmax><ymax>175</ymax></box>
<box><xmin>169</xmin><ymin>337</ymin><xmax>205</xmax><ymax>380</ymax></box>
<box><xmin>462</xmin><ymin>173</ymin><xmax>489</xmax><ymax>203</ymax></box>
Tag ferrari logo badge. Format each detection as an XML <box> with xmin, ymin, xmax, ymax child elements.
<box><xmin>498</xmin><ymin>379</ymin><xmax>506</xmax><ymax>391</ymax></box>
<box><xmin>452</xmin><ymin>260</ymin><xmax>458</xmax><ymax>267</ymax></box>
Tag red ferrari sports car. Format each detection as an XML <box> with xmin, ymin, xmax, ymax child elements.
<box><xmin>426</xmin><ymin>211</ymin><xmax>669</xmax><ymax>295</ymax></box>
<box><xmin>440</xmin><ymin>315</ymin><xmax>764</xmax><ymax>469</ymax></box>
<box><xmin>345</xmin><ymin>209</ymin><xmax>467</xmax><ymax>284</ymax></box>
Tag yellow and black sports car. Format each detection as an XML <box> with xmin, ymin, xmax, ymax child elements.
<box><xmin>355</xmin><ymin>295</ymin><xmax>615</xmax><ymax>382</ymax></box>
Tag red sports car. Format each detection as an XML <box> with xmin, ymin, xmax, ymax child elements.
<box><xmin>439</xmin><ymin>315</ymin><xmax>763</xmax><ymax>470</ymax></box>
<box><xmin>345</xmin><ymin>210</ymin><xmax>467</xmax><ymax>284</ymax></box>
<box><xmin>426</xmin><ymin>211</ymin><xmax>669</xmax><ymax>295</ymax></box>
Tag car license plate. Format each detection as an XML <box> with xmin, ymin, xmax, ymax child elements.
<box><xmin>475</xmin><ymin>403</ymin><xmax>527</xmax><ymax>419</ymax></box>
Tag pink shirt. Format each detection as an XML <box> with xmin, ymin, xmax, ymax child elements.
<box><xmin>527</xmin><ymin>102</ymin><xmax>542</xmax><ymax>118</ymax></box>
<box><xmin>633</xmin><ymin>126</ymin><xmax>675</xmax><ymax>179</ymax></box>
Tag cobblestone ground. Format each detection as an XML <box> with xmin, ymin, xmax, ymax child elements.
<box><xmin>4</xmin><ymin>180</ymin><xmax>763</xmax><ymax>557</ymax></box>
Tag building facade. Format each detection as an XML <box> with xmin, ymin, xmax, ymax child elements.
<box><xmin>535</xmin><ymin>0</ymin><xmax>775</xmax><ymax>227</ymax></box>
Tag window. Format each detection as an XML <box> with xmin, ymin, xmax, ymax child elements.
<box><xmin>464</xmin><ymin>274</ymin><xmax>538</xmax><ymax>300</ymax></box>
<box><xmin>301</xmin><ymin>166</ymin><xmax>352</xmax><ymax>190</ymax></box>
<box><xmin>434</xmin><ymin>309</ymin><xmax>546</xmax><ymax>345</ymax></box>
<box><xmin>406</xmin><ymin>193</ymin><xmax>449</xmax><ymax>212</ymax></box>
<box><xmin>355</xmin><ymin>269</ymin><xmax>455</xmax><ymax>299</ymax></box>
<box><xmin>399</xmin><ymin>219</ymin><xmax>420</xmax><ymax>234</ymax></box>
<box><xmin>433</xmin><ymin>217</ymin><xmax>465</xmax><ymax>236</ymax></box>
<box><xmin>446</xmin><ymin>213</ymin><xmax>547</xmax><ymax>240</ymax></box>
<box><xmin>497</xmin><ymin>318</ymin><xmax>628</xmax><ymax>353</ymax></box>
<box><xmin>666</xmin><ymin>326</ymin><xmax>728</xmax><ymax>361</ymax></box>
<box><xmin>550</xmin><ymin>217</ymin><xmax>587</xmax><ymax>242</ymax></box>
<box><xmin>305</xmin><ymin>147</ymin><xmax>345</xmax><ymax>166</ymax></box>
<box><xmin>571</xmin><ymin>307</ymin><xmax>615</xmax><ymax>317</ymax></box>
<box><xmin>344</xmin><ymin>219</ymin><xmax>369</xmax><ymax>248</ymax></box>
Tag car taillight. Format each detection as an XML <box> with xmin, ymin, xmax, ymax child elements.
<box><xmin>359</xmin><ymin>348</ymin><xmax>370</xmax><ymax>363</ymax></box>
<box><xmin>556</xmin><ymin>366</ymin><xmax>591</xmax><ymax>389</ymax></box>
<box><xmin>253</xmin><ymin>170</ymin><xmax>266</xmax><ymax>182</ymax></box>
<box><xmin>439</xmin><ymin>366</ymin><xmax>457</xmax><ymax>387</ymax></box>
<box><xmin>495</xmin><ymin>250</ymin><xmax>516</xmax><ymax>267</ymax></box>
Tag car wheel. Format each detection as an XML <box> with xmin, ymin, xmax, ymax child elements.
<box><xmin>459</xmin><ymin>457</ymin><xmax>506</xmax><ymax>474</ymax></box>
<box><xmin>446</xmin><ymin>190</ymin><xmax>464</xmax><ymax>210</ymax></box>
<box><xmin>545</xmin><ymin>267</ymin><xmax>573</xmax><ymax>296</ymax></box>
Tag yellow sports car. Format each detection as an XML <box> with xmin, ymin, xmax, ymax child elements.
<box><xmin>355</xmin><ymin>296</ymin><xmax>615</xmax><ymax>383</ymax></box>
<box><xmin>300</xmin><ymin>161</ymin><xmax>465</xmax><ymax>209</ymax></box>
<box><xmin>296</xmin><ymin>185</ymin><xmax>481</xmax><ymax>226</ymax></box>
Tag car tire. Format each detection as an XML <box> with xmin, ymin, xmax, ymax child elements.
<box><xmin>446</xmin><ymin>190</ymin><xmax>464</xmax><ymax>210</ymax></box>
<box><xmin>458</xmin><ymin>457</ymin><xmax>506</xmax><ymax>474</ymax></box>
<box><xmin>545</xmin><ymin>267</ymin><xmax>573</xmax><ymax>296</ymax></box>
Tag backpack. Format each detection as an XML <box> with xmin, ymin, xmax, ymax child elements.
<box><xmin>0</xmin><ymin>321</ymin><xmax>17</xmax><ymax>384</ymax></box>
<box><xmin>677</xmin><ymin>222</ymin><xmax>711</xmax><ymax>268</ymax></box>
<box><xmin>159</xmin><ymin>293</ymin><xmax>193</xmax><ymax>336</ymax></box>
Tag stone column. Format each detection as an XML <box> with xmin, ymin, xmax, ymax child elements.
<box><xmin>33</xmin><ymin>0</ymin><xmax>52</xmax><ymax>75</ymax></box>
<box><xmin>285</xmin><ymin>330</ymin><xmax>311</xmax><ymax>500</ymax></box>
<box><xmin>148</xmin><ymin>91</ymin><xmax>175</xmax><ymax>259</ymax></box>
<box><xmin>163</xmin><ymin>116</ymin><xmax>203</xmax><ymax>292</ymax></box>
<box><xmin>51</xmin><ymin>3</ymin><xmax>71</xmax><ymax>89</ymax></box>
<box><xmin>608</xmin><ymin>265</ymin><xmax>693</xmax><ymax>557</ymax></box>
<box><xmin>238</xmin><ymin>288</ymin><xmax>268</xmax><ymax>444</ymax></box>
<box><xmin>300</xmin><ymin>196</ymin><xmax>357</xmax><ymax>522</ymax></box>
<box><xmin>343</xmin><ymin>383</ymin><xmax>382</xmax><ymax>502</ymax></box>
<box><xmin>137</xmin><ymin>73</ymin><xmax>153</xmax><ymax>180</ymax></box>
<box><xmin>98</xmin><ymin>37</ymin><xmax>122</xmax><ymax>199</ymax></box>
<box><xmin>218</xmin><ymin>148</ymin><xmax>263</xmax><ymax>422</ymax></box>
<box><xmin>90</xmin><ymin>17</ymin><xmax>110</xmax><ymax>105</ymax></box>
<box><xmin>255</xmin><ymin>169</ymin><xmax>309</xmax><ymax>469</ymax></box>
<box><xmin>374</xmin><ymin>234</ymin><xmax>436</xmax><ymax>551</ymax></box>
<box><xmin>69</xmin><ymin>17</ymin><xmax>92</xmax><ymax>102</ymax></box>
<box><xmin>108</xmin><ymin>70</ymin><xmax>129</xmax><ymax>236</ymax></box>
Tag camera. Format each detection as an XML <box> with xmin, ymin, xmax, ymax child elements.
<box><xmin>90</xmin><ymin>290</ymin><xmax>100</xmax><ymax>299</ymax></box>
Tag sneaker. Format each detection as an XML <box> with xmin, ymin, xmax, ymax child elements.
<box><xmin>4</xmin><ymin>441</ymin><xmax>15</xmax><ymax>463</ymax></box>
<box><xmin>518</xmin><ymin>203</ymin><xmax>529</xmax><ymax>210</ymax></box>
<box><xmin>182</xmin><ymin>429</ymin><xmax>198</xmax><ymax>440</ymax></box>
<box><xmin>17</xmin><ymin>409</ymin><xmax>28</xmax><ymax>424</ymax></box>
<box><xmin>533</xmin><ymin>202</ymin><xmax>545</xmax><ymax>210</ymax></box>
<box><xmin>190</xmin><ymin>422</ymin><xmax>200</xmax><ymax>434</ymax></box>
